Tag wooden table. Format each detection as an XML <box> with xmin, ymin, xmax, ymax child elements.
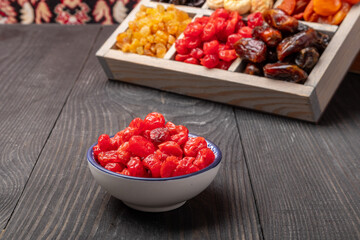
<box><xmin>0</xmin><ymin>24</ymin><xmax>359</xmax><ymax>240</ymax></box>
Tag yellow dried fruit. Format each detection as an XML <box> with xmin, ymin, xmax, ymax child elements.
<box><xmin>115</xmin><ymin>4</ymin><xmax>191</xmax><ymax>58</ymax></box>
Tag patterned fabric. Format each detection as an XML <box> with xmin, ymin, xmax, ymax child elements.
<box><xmin>0</xmin><ymin>0</ymin><xmax>139</xmax><ymax>24</ymax></box>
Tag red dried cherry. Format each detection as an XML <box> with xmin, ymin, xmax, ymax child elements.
<box><xmin>98</xmin><ymin>134</ymin><xmax>112</xmax><ymax>151</ymax></box>
<box><xmin>172</xmin><ymin>157</ymin><xmax>195</xmax><ymax>177</ymax></box>
<box><xmin>93</xmin><ymin>144</ymin><xmax>101</xmax><ymax>160</ymax></box>
<box><xmin>238</xmin><ymin>26</ymin><xmax>253</xmax><ymax>38</ymax></box>
<box><xmin>227</xmin><ymin>33</ymin><xmax>243</xmax><ymax>48</ymax></box>
<box><xmin>190</xmin><ymin>48</ymin><xmax>205</xmax><ymax>59</ymax></box>
<box><xmin>247</xmin><ymin>12</ymin><xmax>264</xmax><ymax>28</ymax></box>
<box><xmin>184</xmin><ymin>137</ymin><xmax>208</xmax><ymax>157</ymax></box>
<box><xmin>114</xmin><ymin>127</ymin><xmax>138</xmax><ymax>145</ymax></box>
<box><xmin>158</xmin><ymin>141</ymin><xmax>183</xmax><ymax>157</ymax></box>
<box><xmin>144</xmin><ymin>112</ymin><xmax>165</xmax><ymax>130</ymax></box>
<box><xmin>175</xmin><ymin>38</ymin><xmax>189</xmax><ymax>55</ymax></box>
<box><xmin>175</xmin><ymin>53</ymin><xmax>190</xmax><ymax>62</ymax></box>
<box><xmin>223</xmin><ymin>12</ymin><xmax>239</xmax><ymax>38</ymax></box>
<box><xmin>184</xmin><ymin>22</ymin><xmax>203</xmax><ymax>37</ymax></box>
<box><xmin>143</xmin><ymin>154</ymin><xmax>162</xmax><ymax>178</ymax></box>
<box><xmin>160</xmin><ymin>156</ymin><xmax>178</xmax><ymax>178</ymax></box>
<box><xmin>165</xmin><ymin>121</ymin><xmax>177</xmax><ymax>134</ymax></box>
<box><xmin>202</xmin><ymin>22</ymin><xmax>216</xmax><ymax>42</ymax></box>
<box><xmin>127</xmin><ymin>157</ymin><xmax>147</xmax><ymax>177</ymax></box>
<box><xmin>105</xmin><ymin>163</ymin><xmax>124</xmax><ymax>173</ymax></box>
<box><xmin>128</xmin><ymin>135</ymin><xmax>155</xmax><ymax>158</ymax></box>
<box><xmin>116</xmin><ymin>142</ymin><xmax>131</xmax><ymax>165</ymax></box>
<box><xmin>219</xmin><ymin>49</ymin><xmax>237</xmax><ymax>62</ymax></box>
<box><xmin>98</xmin><ymin>150</ymin><xmax>119</xmax><ymax>167</ymax></box>
<box><xmin>203</xmin><ymin>40</ymin><xmax>220</xmax><ymax>55</ymax></box>
<box><xmin>193</xmin><ymin>148</ymin><xmax>215</xmax><ymax>169</ymax></box>
<box><xmin>184</xmin><ymin>36</ymin><xmax>202</xmax><ymax>49</ymax></box>
<box><xmin>129</xmin><ymin>118</ymin><xmax>144</xmax><ymax>133</ymax></box>
<box><xmin>201</xmin><ymin>54</ymin><xmax>219</xmax><ymax>69</ymax></box>
<box><xmin>170</xmin><ymin>125</ymin><xmax>189</xmax><ymax>146</ymax></box>
<box><xmin>150</xmin><ymin>127</ymin><xmax>171</xmax><ymax>144</ymax></box>
<box><xmin>184</xmin><ymin>57</ymin><xmax>200</xmax><ymax>65</ymax></box>
<box><xmin>235</xmin><ymin>18</ymin><xmax>246</xmax><ymax>32</ymax></box>
<box><xmin>120</xmin><ymin>168</ymin><xmax>131</xmax><ymax>176</ymax></box>
<box><xmin>211</xmin><ymin>8</ymin><xmax>229</xmax><ymax>20</ymax></box>
<box><xmin>217</xmin><ymin>60</ymin><xmax>232</xmax><ymax>70</ymax></box>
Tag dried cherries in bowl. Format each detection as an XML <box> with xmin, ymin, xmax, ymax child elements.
<box><xmin>86</xmin><ymin>112</ymin><xmax>222</xmax><ymax>212</ymax></box>
<box><xmin>89</xmin><ymin>112</ymin><xmax>221</xmax><ymax>179</ymax></box>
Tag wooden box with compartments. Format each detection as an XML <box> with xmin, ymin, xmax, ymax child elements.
<box><xmin>96</xmin><ymin>0</ymin><xmax>360</xmax><ymax>122</ymax></box>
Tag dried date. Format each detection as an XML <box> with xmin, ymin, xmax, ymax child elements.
<box><xmin>263</xmin><ymin>9</ymin><xmax>299</xmax><ymax>34</ymax></box>
<box><xmin>252</xmin><ymin>25</ymin><xmax>282</xmax><ymax>48</ymax></box>
<box><xmin>234</xmin><ymin>38</ymin><xmax>267</xmax><ymax>63</ymax></box>
<box><xmin>314</xmin><ymin>31</ymin><xmax>331</xmax><ymax>53</ymax></box>
<box><xmin>295</xmin><ymin>47</ymin><xmax>319</xmax><ymax>71</ymax></box>
<box><xmin>263</xmin><ymin>63</ymin><xmax>308</xmax><ymax>83</ymax></box>
<box><xmin>264</xmin><ymin>48</ymin><xmax>277</xmax><ymax>63</ymax></box>
<box><xmin>277</xmin><ymin>28</ymin><xmax>318</xmax><ymax>61</ymax></box>
<box><xmin>296</xmin><ymin>22</ymin><xmax>309</xmax><ymax>33</ymax></box>
<box><xmin>244</xmin><ymin>62</ymin><xmax>263</xmax><ymax>76</ymax></box>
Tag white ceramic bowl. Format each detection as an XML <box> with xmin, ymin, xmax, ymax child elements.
<box><xmin>87</xmin><ymin>134</ymin><xmax>222</xmax><ymax>212</ymax></box>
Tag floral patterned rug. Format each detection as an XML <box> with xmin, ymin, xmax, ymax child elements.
<box><xmin>0</xmin><ymin>0</ymin><xmax>139</xmax><ymax>24</ymax></box>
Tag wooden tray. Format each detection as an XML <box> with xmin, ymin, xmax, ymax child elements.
<box><xmin>96</xmin><ymin>1</ymin><xmax>360</xmax><ymax>122</ymax></box>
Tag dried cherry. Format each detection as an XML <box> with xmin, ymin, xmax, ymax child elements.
<box><xmin>184</xmin><ymin>137</ymin><xmax>208</xmax><ymax>157</ymax></box>
<box><xmin>158</xmin><ymin>141</ymin><xmax>183</xmax><ymax>157</ymax></box>
<box><xmin>144</xmin><ymin>112</ymin><xmax>165</xmax><ymax>130</ymax></box>
<box><xmin>128</xmin><ymin>135</ymin><xmax>155</xmax><ymax>158</ymax></box>
<box><xmin>127</xmin><ymin>157</ymin><xmax>147</xmax><ymax>177</ymax></box>
<box><xmin>94</xmin><ymin>112</ymin><xmax>216</xmax><ymax>178</ymax></box>
<box><xmin>105</xmin><ymin>163</ymin><xmax>124</xmax><ymax>173</ymax></box>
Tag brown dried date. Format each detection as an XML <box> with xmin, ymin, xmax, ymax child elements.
<box><xmin>244</xmin><ymin>62</ymin><xmax>263</xmax><ymax>76</ymax></box>
<box><xmin>295</xmin><ymin>47</ymin><xmax>319</xmax><ymax>71</ymax></box>
<box><xmin>314</xmin><ymin>31</ymin><xmax>331</xmax><ymax>53</ymax></box>
<box><xmin>263</xmin><ymin>63</ymin><xmax>308</xmax><ymax>83</ymax></box>
<box><xmin>263</xmin><ymin>9</ymin><xmax>299</xmax><ymax>34</ymax></box>
<box><xmin>296</xmin><ymin>22</ymin><xmax>309</xmax><ymax>33</ymax></box>
<box><xmin>277</xmin><ymin>28</ymin><xmax>318</xmax><ymax>61</ymax></box>
<box><xmin>252</xmin><ymin>26</ymin><xmax>282</xmax><ymax>48</ymax></box>
<box><xmin>234</xmin><ymin>38</ymin><xmax>267</xmax><ymax>63</ymax></box>
<box><xmin>266</xmin><ymin>48</ymin><xmax>278</xmax><ymax>63</ymax></box>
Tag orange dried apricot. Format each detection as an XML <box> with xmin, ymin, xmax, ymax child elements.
<box><xmin>313</xmin><ymin>0</ymin><xmax>342</xmax><ymax>16</ymax></box>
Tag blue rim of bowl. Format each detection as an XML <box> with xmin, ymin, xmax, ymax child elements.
<box><xmin>87</xmin><ymin>133</ymin><xmax>222</xmax><ymax>181</ymax></box>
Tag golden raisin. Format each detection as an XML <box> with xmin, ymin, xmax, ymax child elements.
<box><xmin>115</xmin><ymin>4</ymin><xmax>191</xmax><ymax>58</ymax></box>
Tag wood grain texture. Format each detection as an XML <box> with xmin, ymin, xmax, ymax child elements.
<box><xmin>235</xmin><ymin>73</ymin><xmax>360</xmax><ymax>239</ymax></box>
<box><xmin>0</xmin><ymin>25</ymin><xmax>100</xmax><ymax>230</ymax></box>
<box><xmin>1</xmin><ymin>26</ymin><xmax>262</xmax><ymax>240</ymax></box>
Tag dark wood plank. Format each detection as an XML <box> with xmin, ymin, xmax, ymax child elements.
<box><xmin>0</xmin><ymin>25</ymin><xmax>101</xmax><ymax>230</ymax></box>
<box><xmin>235</xmin><ymin>73</ymin><xmax>360</xmax><ymax>239</ymax></box>
<box><xmin>1</xmin><ymin>26</ymin><xmax>262</xmax><ymax>239</ymax></box>
<box><xmin>350</xmin><ymin>51</ymin><xmax>360</xmax><ymax>74</ymax></box>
